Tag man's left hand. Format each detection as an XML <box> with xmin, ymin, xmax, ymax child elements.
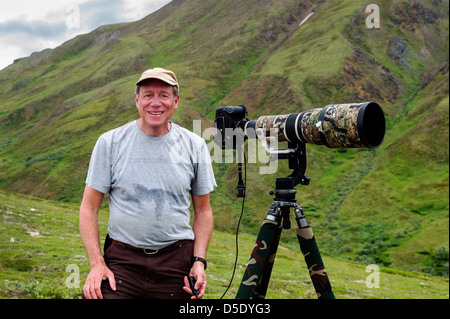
<box><xmin>183</xmin><ymin>262</ymin><xmax>207</xmax><ymax>299</ymax></box>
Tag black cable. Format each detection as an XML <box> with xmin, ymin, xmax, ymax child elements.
<box><xmin>220</xmin><ymin>150</ymin><xmax>246</xmax><ymax>299</ymax></box>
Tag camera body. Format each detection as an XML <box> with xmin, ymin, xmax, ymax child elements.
<box><xmin>214</xmin><ymin>105</ymin><xmax>248</xmax><ymax>149</ymax></box>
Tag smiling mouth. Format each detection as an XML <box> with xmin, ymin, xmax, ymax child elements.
<box><xmin>148</xmin><ymin>111</ymin><xmax>164</xmax><ymax>116</ymax></box>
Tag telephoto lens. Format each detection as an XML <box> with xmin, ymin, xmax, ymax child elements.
<box><xmin>246</xmin><ymin>102</ymin><xmax>385</xmax><ymax>148</ymax></box>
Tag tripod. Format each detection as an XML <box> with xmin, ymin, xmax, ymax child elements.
<box><xmin>235</xmin><ymin>142</ymin><xmax>335</xmax><ymax>299</ymax></box>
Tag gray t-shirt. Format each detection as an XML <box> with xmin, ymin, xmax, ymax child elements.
<box><xmin>86</xmin><ymin>120</ymin><xmax>217</xmax><ymax>250</ymax></box>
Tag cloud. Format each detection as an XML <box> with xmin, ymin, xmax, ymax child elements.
<box><xmin>0</xmin><ymin>0</ymin><xmax>172</xmax><ymax>70</ymax></box>
<box><xmin>0</xmin><ymin>33</ymin><xmax>62</xmax><ymax>68</ymax></box>
<box><xmin>120</xmin><ymin>0</ymin><xmax>171</xmax><ymax>21</ymax></box>
<box><xmin>0</xmin><ymin>20</ymin><xmax>67</xmax><ymax>38</ymax></box>
<box><xmin>79</xmin><ymin>0</ymin><xmax>123</xmax><ymax>29</ymax></box>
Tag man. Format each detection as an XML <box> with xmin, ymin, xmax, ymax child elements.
<box><xmin>80</xmin><ymin>67</ymin><xmax>216</xmax><ymax>299</ymax></box>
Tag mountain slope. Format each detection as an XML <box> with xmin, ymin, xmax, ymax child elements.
<box><xmin>1</xmin><ymin>189</ymin><xmax>448</xmax><ymax>299</ymax></box>
<box><xmin>0</xmin><ymin>0</ymin><xmax>320</xmax><ymax>199</ymax></box>
<box><xmin>0</xmin><ymin>0</ymin><xmax>448</xmax><ymax>274</ymax></box>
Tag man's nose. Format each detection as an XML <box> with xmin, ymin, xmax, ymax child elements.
<box><xmin>150</xmin><ymin>96</ymin><xmax>163</xmax><ymax>107</ymax></box>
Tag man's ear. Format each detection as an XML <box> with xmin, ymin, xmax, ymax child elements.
<box><xmin>173</xmin><ymin>95</ymin><xmax>180</xmax><ymax>110</ymax></box>
<box><xmin>134</xmin><ymin>92</ymin><xmax>139</xmax><ymax>108</ymax></box>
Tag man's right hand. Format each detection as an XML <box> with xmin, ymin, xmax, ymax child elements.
<box><xmin>82</xmin><ymin>262</ymin><xmax>116</xmax><ymax>299</ymax></box>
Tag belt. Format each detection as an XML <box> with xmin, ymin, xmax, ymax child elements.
<box><xmin>111</xmin><ymin>239</ymin><xmax>190</xmax><ymax>255</ymax></box>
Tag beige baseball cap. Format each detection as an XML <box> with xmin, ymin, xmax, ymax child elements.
<box><xmin>135</xmin><ymin>67</ymin><xmax>179</xmax><ymax>90</ymax></box>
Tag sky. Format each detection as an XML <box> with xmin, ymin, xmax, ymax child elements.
<box><xmin>0</xmin><ymin>0</ymin><xmax>172</xmax><ymax>70</ymax></box>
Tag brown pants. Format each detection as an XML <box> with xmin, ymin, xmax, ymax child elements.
<box><xmin>93</xmin><ymin>240</ymin><xmax>193</xmax><ymax>299</ymax></box>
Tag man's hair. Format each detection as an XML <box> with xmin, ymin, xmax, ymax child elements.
<box><xmin>135</xmin><ymin>82</ymin><xmax>179</xmax><ymax>100</ymax></box>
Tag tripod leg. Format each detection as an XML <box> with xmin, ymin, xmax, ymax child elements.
<box><xmin>236</xmin><ymin>219</ymin><xmax>281</xmax><ymax>299</ymax></box>
<box><xmin>255</xmin><ymin>219</ymin><xmax>282</xmax><ymax>298</ymax></box>
<box><xmin>297</xmin><ymin>225</ymin><xmax>335</xmax><ymax>299</ymax></box>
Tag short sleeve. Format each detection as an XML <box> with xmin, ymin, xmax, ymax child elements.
<box><xmin>85</xmin><ymin>135</ymin><xmax>112</xmax><ymax>194</ymax></box>
<box><xmin>191</xmin><ymin>138</ymin><xmax>217</xmax><ymax>196</ymax></box>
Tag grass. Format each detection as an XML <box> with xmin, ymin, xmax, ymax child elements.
<box><xmin>0</xmin><ymin>190</ymin><xmax>448</xmax><ymax>299</ymax></box>
<box><xmin>260</xmin><ymin>1</ymin><xmax>354</xmax><ymax>80</ymax></box>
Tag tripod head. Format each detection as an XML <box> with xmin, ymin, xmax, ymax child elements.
<box><xmin>269</xmin><ymin>177</ymin><xmax>298</xmax><ymax>201</ymax></box>
<box><xmin>277</xmin><ymin>141</ymin><xmax>310</xmax><ymax>188</ymax></box>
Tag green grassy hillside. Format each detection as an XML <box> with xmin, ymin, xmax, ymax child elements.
<box><xmin>0</xmin><ymin>0</ymin><xmax>448</xmax><ymax>285</ymax></box>
<box><xmin>0</xmin><ymin>190</ymin><xmax>447</xmax><ymax>299</ymax></box>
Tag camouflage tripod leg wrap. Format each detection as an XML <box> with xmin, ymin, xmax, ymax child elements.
<box><xmin>236</xmin><ymin>201</ymin><xmax>335</xmax><ymax>299</ymax></box>
<box><xmin>236</xmin><ymin>219</ymin><xmax>281</xmax><ymax>299</ymax></box>
<box><xmin>296</xmin><ymin>225</ymin><xmax>335</xmax><ymax>299</ymax></box>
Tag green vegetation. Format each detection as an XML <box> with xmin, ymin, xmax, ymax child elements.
<box><xmin>0</xmin><ymin>190</ymin><xmax>447</xmax><ymax>299</ymax></box>
<box><xmin>0</xmin><ymin>0</ymin><xmax>448</xmax><ymax>298</ymax></box>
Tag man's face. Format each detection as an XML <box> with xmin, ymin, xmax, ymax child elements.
<box><xmin>135</xmin><ymin>79</ymin><xmax>179</xmax><ymax>136</ymax></box>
